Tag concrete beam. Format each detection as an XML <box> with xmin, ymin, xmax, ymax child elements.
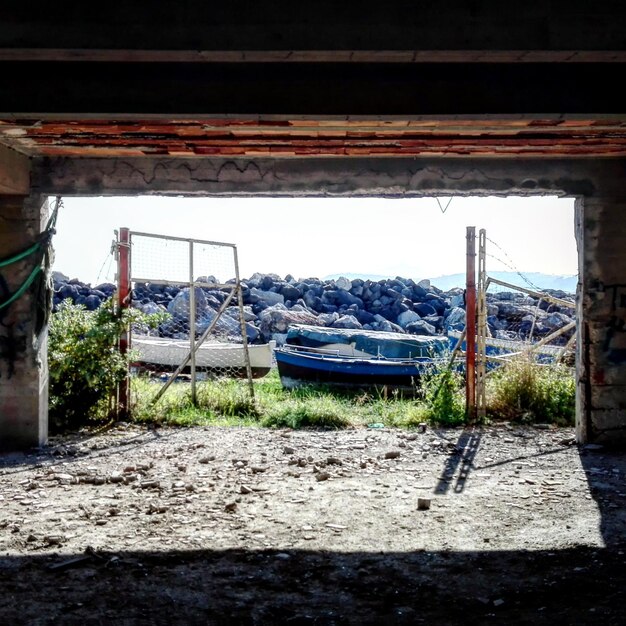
<box><xmin>0</xmin><ymin>144</ymin><xmax>30</xmax><ymax>195</ymax></box>
<box><xmin>2</xmin><ymin>62</ymin><xmax>626</xmax><ymax>116</ymax></box>
<box><xmin>31</xmin><ymin>155</ymin><xmax>618</xmax><ymax>197</ymax></box>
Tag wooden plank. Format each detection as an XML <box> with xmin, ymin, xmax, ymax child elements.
<box><xmin>486</xmin><ymin>277</ymin><xmax>575</xmax><ymax>308</ymax></box>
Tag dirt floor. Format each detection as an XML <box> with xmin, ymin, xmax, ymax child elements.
<box><xmin>1</xmin><ymin>423</ymin><xmax>625</xmax><ymax>625</ymax></box>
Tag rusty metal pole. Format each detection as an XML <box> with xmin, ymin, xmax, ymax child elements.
<box><xmin>117</xmin><ymin>227</ymin><xmax>131</xmax><ymax>418</ymax></box>
<box><xmin>466</xmin><ymin>226</ymin><xmax>477</xmax><ymax>420</ymax></box>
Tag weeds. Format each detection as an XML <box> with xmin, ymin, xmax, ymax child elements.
<box><xmin>131</xmin><ymin>377</ymin><xmax>259</xmax><ymax>426</ymax></box>
<box><xmin>128</xmin><ymin>355</ymin><xmax>574</xmax><ymax>430</ymax></box>
<box><xmin>486</xmin><ymin>356</ymin><xmax>575</xmax><ymax>425</ymax></box>
<box><xmin>262</xmin><ymin>396</ymin><xmax>351</xmax><ymax>429</ymax></box>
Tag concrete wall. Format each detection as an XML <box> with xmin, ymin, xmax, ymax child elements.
<box><xmin>577</xmin><ymin>195</ymin><xmax>626</xmax><ymax>444</ymax></box>
<box><xmin>0</xmin><ymin>194</ymin><xmax>49</xmax><ymax>450</ymax></box>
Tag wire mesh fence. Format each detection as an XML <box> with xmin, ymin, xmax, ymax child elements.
<box><xmin>472</xmin><ymin>229</ymin><xmax>577</xmax><ymax>418</ymax></box>
<box><xmin>483</xmin><ymin>254</ymin><xmax>576</xmax><ymax>349</ymax></box>
<box><xmin>123</xmin><ymin>231</ymin><xmax>261</xmax><ymax>406</ymax></box>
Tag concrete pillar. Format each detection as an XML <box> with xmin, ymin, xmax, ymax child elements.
<box><xmin>0</xmin><ymin>194</ymin><xmax>49</xmax><ymax>450</ymax></box>
<box><xmin>577</xmin><ymin>195</ymin><xmax>626</xmax><ymax>445</ymax></box>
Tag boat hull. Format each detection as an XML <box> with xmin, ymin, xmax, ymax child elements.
<box><xmin>131</xmin><ymin>336</ymin><xmax>274</xmax><ymax>379</ymax></box>
<box><xmin>275</xmin><ymin>347</ymin><xmax>433</xmax><ymax>391</ymax></box>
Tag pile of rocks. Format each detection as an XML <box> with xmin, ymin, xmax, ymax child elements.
<box><xmin>52</xmin><ymin>271</ymin><xmax>576</xmax><ymax>345</ymax></box>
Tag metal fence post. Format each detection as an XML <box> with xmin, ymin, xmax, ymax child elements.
<box><xmin>466</xmin><ymin>226</ymin><xmax>477</xmax><ymax>420</ymax></box>
<box><xmin>476</xmin><ymin>228</ymin><xmax>487</xmax><ymax>420</ymax></box>
<box><xmin>233</xmin><ymin>246</ymin><xmax>255</xmax><ymax>400</ymax></box>
<box><xmin>189</xmin><ymin>240</ymin><xmax>196</xmax><ymax>405</ymax></box>
<box><xmin>117</xmin><ymin>227</ymin><xmax>131</xmax><ymax>418</ymax></box>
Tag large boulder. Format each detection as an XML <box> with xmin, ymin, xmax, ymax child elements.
<box><xmin>545</xmin><ymin>311</ymin><xmax>574</xmax><ymax>330</ymax></box>
<box><xmin>424</xmin><ymin>294</ymin><xmax>447</xmax><ymax>315</ymax></box>
<box><xmin>497</xmin><ymin>302</ymin><xmax>535</xmax><ymax>321</ymax></box>
<box><xmin>445</xmin><ymin>306</ymin><xmax>466</xmax><ymax>330</ymax></box>
<box><xmin>414</xmin><ymin>302</ymin><xmax>437</xmax><ymax>317</ymax></box>
<box><xmin>321</xmin><ymin>289</ymin><xmax>363</xmax><ymax>309</ymax></box>
<box><xmin>138</xmin><ymin>301</ymin><xmax>166</xmax><ymax>316</ymax></box>
<box><xmin>280</xmin><ymin>284</ymin><xmax>301</xmax><ymax>302</ymax></box>
<box><xmin>335</xmin><ymin>276</ymin><xmax>352</xmax><ymax>291</ymax></box>
<box><xmin>406</xmin><ymin>320</ymin><xmax>437</xmax><ymax>336</ymax></box>
<box><xmin>83</xmin><ymin>295</ymin><xmax>101</xmax><ymax>311</ymax></box>
<box><xmin>488</xmin><ymin>315</ymin><xmax>508</xmax><ymax>331</ymax></box>
<box><xmin>224</xmin><ymin>305</ymin><xmax>257</xmax><ymax>323</ymax></box>
<box><xmin>350</xmin><ymin>283</ymin><xmax>364</xmax><ymax>297</ymax></box>
<box><xmin>167</xmin><ymin>287</ymin><xmax>208</xmax><ymax>320</ymax></box>
<box><xmin>302</xmin><ymin>291</ymin><xmax>322</xmax><ymax>312</ymax></box>
<box><xmin>57</xmin><ymin>283</ymin><xmax>80</xmax><ymax>301</ymax></box>
<box><xmin>356</xmin><ymin>309</ymin><xmax>376</xmax><ymax>326</ymax></box>
<box><xmin>196</xmin><ymin>309</ymin><xmax>237</xmax><ymax>335</ymax></box>
<box><xmin>423</xmin><ymin>315</ymin><xmax>444</xmax><ymax>332</ymax></box>
<box><xmin>318</xmin><ymin>312</ymin><xmax>340</xmax><ymax>326</ymax></box>
<box><xmin>259</xmin><ymin>306</ymin><xmax>318</xmax><ymax>340</ymax></box>
<box><xmin>397</xmin><ymin>310</ymin><xmax>421</xmax><ymax>329</ymax></box>
<box><xmin>94</xmin><ymin>282</ymin><xmax>116</xmax><ymax>297</ymax></box>
<box><xmin>331</xmin><ymin>315</ymin><xmax>362</xmax><ymax>330</ymax></box>
<box><xmin>250</xmin><ymin>287</ymin><xmax>285</xmax><ymax>307</ymax></box>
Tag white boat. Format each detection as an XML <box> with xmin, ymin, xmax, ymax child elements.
<box><xmin>131</xmin><ymin>336</ymin><xmax>275</xmax><ymax>378</ymax></box>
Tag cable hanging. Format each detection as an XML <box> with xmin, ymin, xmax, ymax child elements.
<box><xmin>485</xmin><ymin>235</ymin><xmax>544</xmax><ymax>293</ymax></box>
<box><xmin>0</xmin><ymin>196</ymin><xmax>61</xmax><ymax>311</ymax></box>
<box><xmin>435</xmin><ymin>197</ymin><xmax>453</xmax><ymax>214</ymax></box>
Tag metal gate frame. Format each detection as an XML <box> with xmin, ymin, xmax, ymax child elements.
<box><xmin>116</xmin><ymin>227</ymin><xmax>254</xmax><ymax>410</ymax></box>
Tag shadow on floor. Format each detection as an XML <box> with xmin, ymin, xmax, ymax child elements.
<box><xmin>0</xmin><ymin>543</ymin><xmax>624</xmax><ymax>625</ymax></box>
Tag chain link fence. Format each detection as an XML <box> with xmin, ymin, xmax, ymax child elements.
<box><xmin>122</xmin><ymin>231</ymin><xmax>266</xmax><ymax>406</ymax></box>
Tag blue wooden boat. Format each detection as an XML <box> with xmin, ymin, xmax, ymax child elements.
<box><xmin>275</xmin><ymin>326</ymin><xmax>450</xmax><ymax>391</ymax></box>
<box><xmin>274</xmin><ymin>345</ymin><xmax>440</xmax><ymax>391</ymax></box>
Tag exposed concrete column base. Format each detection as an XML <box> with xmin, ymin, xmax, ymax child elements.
<box><xmin>578</xmin><ymin>195</ymin><xmax>626</xmax><ymax>446</ymax></box>
<box><xmin>0</xmin><ymin>195</ymin><xmax>49</xmax><ymax>450</ymax></box>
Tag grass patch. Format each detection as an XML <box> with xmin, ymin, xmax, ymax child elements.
<box><xmin>486</xmin><ymin>356</ymin><xmax>575</xmax><ymax>425</ymax></box>
<box><xmin>131</xmin><ymin>376</ymin><xmax>260</xmax><ymax>427</ymax></box>
<box><xmin>130</xmin><ymin>357</ymin><xmax>574</xmax><ymax>431</ymax></box>
<box><xmin>262</xmin><ymin>396</ymin><xmax>351</xmax><ymax>429</ymax></box>
<box><xmin>131</xmin><ymin>370</ymin><xmax>438</xmax><ymax>430</ymax></box>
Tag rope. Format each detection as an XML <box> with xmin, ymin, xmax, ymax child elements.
<box><xmin>0</xmin><ymin>264</ymin><xmax>42</xmax><ymax>310</ymax></box>
<box><xmin>0</xmin><ymin>196</ymin><xmax>61</xmax><ymax>311</ymax></box>
<box><xmin>0</xmin><ymin>240</ymin><xmax>42</xmax><ymax>269</ymax></box>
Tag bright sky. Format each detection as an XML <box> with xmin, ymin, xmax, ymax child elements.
<box><xmin>51</xmin><ymin>196</ymin><xmax>577</xmax><ymax>286</ymax></box>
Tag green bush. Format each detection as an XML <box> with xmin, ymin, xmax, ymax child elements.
<box><xmin>487</xmin><ymin>356</ymin><xmax>575</xmax><ymax>425</ymax></box>
<box><xmin>48</xmin><ymin>299</ymin><xmax>164</xmax><ymax>430</ymax></box>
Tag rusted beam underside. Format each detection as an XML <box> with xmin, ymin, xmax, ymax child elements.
<box><xmin>3</xmin><ymin>118</ymin><xmax>626</xmax><ymax>158</ymax></box>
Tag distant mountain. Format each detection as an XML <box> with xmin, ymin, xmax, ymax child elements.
<box><xmin>427</xmin><ymin>271</ymin><xmax>577</xmax><ymax>293</ymax></box>
<box><xmin>323</xmin><ymin>271</ymin><xmax>577</xmax><ymax>293</ymax></box>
